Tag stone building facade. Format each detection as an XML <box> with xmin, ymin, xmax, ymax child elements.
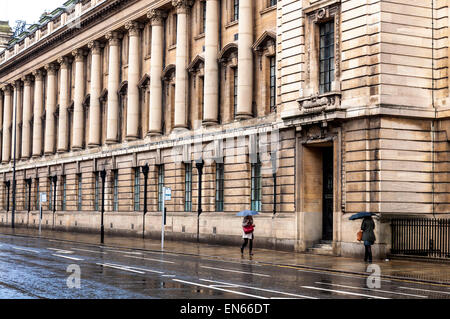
<box><xmin>0</xmin><ymin>0</ymin><xmax>448</xmax><ymax>259</ymax></box>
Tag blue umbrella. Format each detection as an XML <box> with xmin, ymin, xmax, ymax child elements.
<box><xmin>349</xmin><ymin>212</ymin><xmax>377</xmax><ymax>220</ymax></box>
<box><xmin>236</xmin><ymin>210</ymin><xmax>259</xmax><ymax>217</ymax></box>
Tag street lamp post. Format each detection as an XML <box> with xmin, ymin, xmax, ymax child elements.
<box><xmin>52</xmin><ymin>176</ymin><xmax>57</xmax><ymax>229</ymax></box>
<box><xmin>142</xmin><ymin>164</ymin><xmax>149</xmax><ymax>239</ymax></box>
<box><xmin>195</xmin><ymin>159</ymin><xmax>204</xmax><ymax>243</ymax></box>
<box><xmin>100</xmin><ymin>169</ymin><xmax>107</xmax><ymax>244</ymax></box>
<box><xmin>271</xmin><ymin>151</ymin><xmax>277</xmax><ymax>217</ymax></box>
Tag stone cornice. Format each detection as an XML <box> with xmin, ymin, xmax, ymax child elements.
<box><xmin>0</xmin><ymin>0</ymin><xmax>137</xmax><ymax>78</ymax></box>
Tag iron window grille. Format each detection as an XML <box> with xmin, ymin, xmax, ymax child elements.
<box><xmin>251</xmin><ymin>156</ymin><xmax>262</xmax><ymax>212</ymax></box>
<box><xmin>269</xmin><ymin>56</ymin><xmax>276</xmax><ymax>112</ymax></box>
<box><xmin>113</xmin><ymin>170</ymin><xmax>119</xmax><ymax>211</ymax></box>
<box><xmin>215</xmin><ymin>163</ymin><xmax>224</xmax><ymax>212</ymax></box>
<box><xmin>185</xmin><ymin>163</ymin><xmax>193</xmax><ymax>212</ymax></box>
<box><xmin>158</xmin><ymin>165</ymin><xmax>165</xmax><ymax>212</ymax></box>
<box><xmin>134</xmin><ymin>168</ymin><xmax>140</xmax><ymax>211</ymax></box>
<box><xmin>77</xmin><ymin>174</ymin><xmax>82</xmax><ymax>211</ymax></box>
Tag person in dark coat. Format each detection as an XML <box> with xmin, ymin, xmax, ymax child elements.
<box><xmin>361</xmin><ymin>216</ymin><xmax>376</xmax><ymax>263</ymax></box>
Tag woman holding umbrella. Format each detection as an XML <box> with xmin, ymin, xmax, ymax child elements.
<box><xmin>349</xmin><ymin>212</ymin><xmax>377</xmax><ymax>263</ymax></box>
<box><xmin>237</xmin><ymin>210</ymin><xmax>258</xmax><ymax>256</ymax></box>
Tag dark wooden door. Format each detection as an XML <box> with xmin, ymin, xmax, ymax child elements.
<box><xmin>322</xmin><ymin>147</ymin><xmax>334</xmax><ymax>241</ymax></box>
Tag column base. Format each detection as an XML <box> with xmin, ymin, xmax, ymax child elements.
<box><xmin>235</xmin><ymin>113</ymin><xmax>253</xmax><ymax>121</ymax></box>
<box><xmin>202</xmin><ymin>119</ymin><xmax>218</xmax><ymax>127</ymax></box>
<box><xmin>71</xmin><ymin>147</ymin><xmax>83</xmax><ymax>152</ymax></box>
<box><xmin>44</xmin><ymin>151</ymin><xmax>55</xmax><ymax>156</ymax></box>
<box><xmin>57</xmin><ymin>149</ymin><xmax>68</xmax><ymax>154</ymax></box>
<box><xmin>105</xmin><ymin>139</ymin><xmax>118</xmax><ymax>145</ymax></box>
<box><xmin>88</xmin><ymin>143</ymin><xmax>101</xmax><ymax>149</ymax></box>
<box><xmin>147</xmin><ymin>131</ymin><xmax>162</xmax><ymax>138</ymax></box>
<box><xmin>125</xmin><ymin>135</ymin><xmax>139</xmax><ymax>142</ymax></box>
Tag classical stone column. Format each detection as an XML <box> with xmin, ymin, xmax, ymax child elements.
<box><xmin>2</xmin><ymin>85</ymin><xmax>12</xmax><ymax>163</ymax></box>
<box><xmin>236</xmin><ymin>0</ymin><xmax>253</xmax><ymax>120</ymax></box>
<box><xmin>72</xmin><ymin>49</ymin><xmax>87</xmax><ymax>150</ymax></box>
<box><xmin>172</xmin><ymin>0</ymin><xmax>193</xmax><ymax>130</ymax></box>
<box><xmin>203</xmin><ymin>0</ymin><xmax>219</xmax><ymax>125</ymax></box>
<box><xmin>44</xmin><ymin>63</ymin><xmax>58</xmax><ymax>155</ymax></box>
<box><xmin>0</xmin><ymin>89</ymin><xmax>3</xmax><ymax>162</ymax></box>
<box><xmin>21</xmin><ymin>75</ymin><xmax>32</xmax><ymax>159</ymax></box>
<box><xmin>125</xmin><ymin>21</ymin><xmax>143</xmax><ymax>140</ymax></box>
<box><xmin>13</xmin><ymin>80</ymin><xmax>22</xmax><ymax>160</ymax></box>
<box><xmin>32</xmin><ymin>70</ymin><xmax>44</xmax><ymax>158</ymax></box>
<box><xmin>88</xmin><ymin>41</ymin><xmax>103</xmax><ymax>147</ymax></box>
<box><xmin>147</xmin><ymin>9</ymin><xmax>167</xmax><ymax>136</ymax></box>
<box><xmin>57</xmin><ymin>56</ymin><xmax>71</xmax><ymax>153</ymax></box>
<box><xmin>106</xmin><ymin>31</ymin><xmax>122</xmax><ymax>144</ymax></box>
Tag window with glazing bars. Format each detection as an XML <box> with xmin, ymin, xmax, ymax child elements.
<box><xmin>158</xmin><ymin>165</ymin><xmax>165</xmax><ymax>212</ymax></box>
<box><xmin>185</xmin><ymin>163</ymin><xmax>192</xmax><ymax>212</ymax></box>
<box><xmin>233</xmin><ymin>0</ymin><xmax>239</xmax><ymax>21</ymax></box>
<box><xmin>215</xmin><ymin>163</ymin><xmax>224</xmax><ymax>212</ymax></box>
<box><xmin>202</xmin><ymin>0</ymin><xmax>207</xmax><ymax>34</ymax></box>
<box><xmin>251</xmin><ymin>156</ymin><xmax>262</xmax><ymax>212</ymax></box>
<box><xmin>269</xmin><ymin>56</ymin><xmax>276</xmax><ymax>112</ymax></box>
<box><xmin>62</xmin><ymin>176</ymin><xmax>66</xmax><ymax>211</ymax></box>
<box><xmin>94</xmin><ymin>172</ymin><xmax>100</xmax><ymax>211</ymax></box>
<box><xmin>49</xmin><ymin>178</ymin><xmax>53</xmax><ymax>211</ymax></box>
<box><xmin>113</xmin><ymin>170</ymin><xmax>118</xmax><ymax>211</ymax></box>
<box><xmin>134</xmin><ymin>168</ymin><xmax>140</xmax><ymax>211</ymax></box>
<box><xmin>233</xmin><ymin>68</ymin><xmax>238</xmax><ymax>117</ymax></box>
<box><xmin>24</xmin><ymin>179</ymin><xmax>30</xmax><ymax>211</ymax></box>
<box><xmin>319</xmin><ymin>20</ymin><xmax>335</xmax><ymax>94</ymax></box>
<box><xmin>77</xmin><ymin>174</ymin><xmax>82</xmax><ymax>211</ymax></box>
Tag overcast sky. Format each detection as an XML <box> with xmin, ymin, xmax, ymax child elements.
<box><xmin>0</xmin><ymin>0</ymin><xmax>63</xmax><ymax>28</ymax></box>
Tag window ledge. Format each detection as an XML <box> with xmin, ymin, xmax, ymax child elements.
<box><xmin>260</xmin><ymin>5</ymin><xmax>277</xmax><ymax>16</ymax></box>
<box><xmin>225</xmin><ymin>20</ymin><xmax>238</xmax><ymax>29</ymax></box>
<box><xmin>194</xmin><ymin>33</ymin><xmax>205</xmax><ymax>41</ymax></box>
<box><xmin>168</xmin><ymin>44</ymin><xmax>177</xmax><ymax>51</ymax></box>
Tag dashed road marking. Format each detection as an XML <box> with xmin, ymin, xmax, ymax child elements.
<box><xmin>200</xmin><ymin>265</ymin><xmax>271</xmax><ymax>277</ymax></box>
<box><xmin>52</xmin><ymin>254</ymin><xmax>84</xmax><ymax>261</ymax></box>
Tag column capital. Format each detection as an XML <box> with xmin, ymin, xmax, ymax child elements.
<box><xmin>21</xmin><ymin>74</ymin><xmax>34</xmax><ymax>85</ymax></box>
<box><xmin>105</xmin><ymin>31</ymin><xmax>123</xmax><ymax>46</ymax></box>
<box><xmin>88</xmin><ymin>40</ymin><xmax>105</xmax><ymax>55</ymax></box>
<box><xmin>57</xmin><ymin>56</ymin><xmax>73</xmax><ymax>69</ymax></box>
<box><xmin>45</xmin><ymin>63</ymin><xmax>59</xmax><ymax>75</ymax></box>
<box><xmin>2</xmin><ymin>84</ymin><xmax>13</xmax><ymax>94</ymax></box>
<box><xmin>32</xmin><ymin>69</ymin><xmax>45</xmax><ymax>80</ymax></box>
<box><xmin>72</xmin><ymin>49</ymin><xmax>88</xmax><ymax>62</ymax></box>
<box><xmin>125</xmin><ymin>21</ymin><xmax>144</xmax><ymax>37</ymax></box>
<box><xmin>147</xmin><ymin>9</ymin><xmax>167</xmax><ymax>26</ymax></box>
<box><xmin>172</xmin><ymin>0</ymin><xmax>194</xmax><ymax>14</ymax></box>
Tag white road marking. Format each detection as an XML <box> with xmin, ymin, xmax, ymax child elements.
<box><xmin>315</xmin><ymin>282</ymin><xmax>427</xmax><ymax>299</ymax></box>
<box><xmin>13</xmin><ymin>247</ymin><xmax>39</xmax><ymax>253</ymax></box>
<box><xmin>399</xmin><ymin>286</ymin><xmax>450</xmax><ymax>295</ymax></box>
<box><xmin>297</xmin><ymin>268</ymin><xmax>392</xmax><ymax>282</ymax></box>
<box><xmin>200</xmin><ymin>279</ymin><xmax>318</xmax><ymax>299</ymax></box>
<box><xmin>105</xmin><ymin>249</ymin><xmax>142</xmax><ymax>255</ymax></box>
<box><xmin>173</xmin><ymin>279</ymin><xmax>268</xmax><ymax>299</ymax></box>
<box><xmin>97</xmin><ymin>263</ymin><xmax>146</xmax><ymax>274</ymax></box>
<box><xmin>52</xmin><ymin>254</ymin><xmax>84</xmax><ymax>261</ymax></box>
<box><xmin>123</xmin><ymin>265</ymin><xmax>165</xmax><ymax>274</ymax></box>
<box><xmin>47</xmin><ymin>248</ymin><xmax>74</xmax><ymax>254</ymax></box>
<box><xmin>123</xmin><ymin>254</ymin><xmax>175</xmax><ymax>264</ymax></box>
<box><xmin>201</xmin><ymin>257</ymin><xmax>262</xmax><ymax>267</ymax></box>
<box><xmin>71</xmin><ymin>248</ymin><xmax>107</xmax><ymax>254</ymax></box>
<box><xmin>200</xmin><ymin>265</ymin><xmax>271</xmax><ymax>277</ymax></box>
<box><xmin>301</xmin><ymin>286</ymin><xmax>389</xmax><ymax>299</ymax></box>
<box><xmin>162</xmin><ymin>275</ymin><xmax>176</xmax><ymax>278</ymax></box>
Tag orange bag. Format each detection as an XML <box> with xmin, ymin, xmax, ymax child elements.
<box><xmin>357</xmin><ymin>230</ymin><xmax>363</xmax><ymax>241</ymax></box>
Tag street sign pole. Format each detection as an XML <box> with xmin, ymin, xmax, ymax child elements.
<box><xmin>161</xmin><ymin>187</ymin><xmax>166</xmax><ymax>251</ymax></box>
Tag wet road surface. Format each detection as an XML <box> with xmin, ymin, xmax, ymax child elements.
<box><xmin>0</xmin><ymin>234</ymin><xmax>449</xmax><ymax>299</ymax></box>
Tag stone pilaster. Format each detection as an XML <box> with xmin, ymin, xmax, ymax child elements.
<box><xmin>88</xmin><ymin>41</ymin><xmax>104</xmax><ymax>147</ymax></box>
<box><xmin>125</xmin><ymin>21</ymin><xmax>144</xmax><ymax>140</ymax></box>
<box><xmin>105</xmin><ymin>31</ymin><xmax>123</xmax><ymax>144</ymax></box>
<box><xmin>147</xmin><ymin>9</ymin><xmax>167</xmax><ymax>136</ymax></box>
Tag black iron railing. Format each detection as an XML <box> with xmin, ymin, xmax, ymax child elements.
<box><xmin>391</xmin><ymin>218</ymin><xmax>450</xmax><ymax>259</ymax></box>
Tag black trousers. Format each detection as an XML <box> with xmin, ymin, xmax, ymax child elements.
<box><xmin>241</xmin><ymin>238</ymin><xmax>253</xmax><ymax>253</ymax></box>
<box><xmin>364</xmin><ymin>245</ymin><xmax>373</xmax><ymax>262</ymax></box>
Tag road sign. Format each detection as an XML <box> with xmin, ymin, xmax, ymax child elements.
<box><xmin>40</xmin><ymin>192</ymin><xmax>47</xmax><ymax>203</ymax></box>
<box><xmin>164</xmin><ymin>188</ymin><xmax>172</xmax><ymax>201</ymax></box>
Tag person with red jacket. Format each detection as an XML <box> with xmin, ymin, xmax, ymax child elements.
<box><xmin>241</xmin><ymin>216</ymin><xmax>255</xmax><ymax>256</ymax></box>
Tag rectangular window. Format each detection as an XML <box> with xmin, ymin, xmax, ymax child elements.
<box><xmin>62</xmin><ymin>176</ymin><xmax>66</xmax><ymax>211</ymax></box>
<box><xmin>319</xmin><ymin>20</ymin><xmax>335</xmax><ymax>94</ymax></box>
<box><xmin>134</xmin><ymin>168</ymin><xmax>140</xmax><ymax>211</ymax></box>
<box><xmin>251</xmin><ymin>156</ymin><xmax>262</xmax><ymax>212</ymax></box>
<box><xmin>35</xmin><ymin>178</ymin><xmax>39</xmax><ymax>210</ymax></box>
<box><xmin>172</xmin><ymin>14</ymin><xmax>178</xmax><ymax>45</ymax></box>
<box><xmin>233</xmin><ymin>67</ymin><xmax>238</xmax><ymax>117</ymax></box>
<box><xmin>158</xmin><ymin>165</ymin><xmax>165</xmax><ymax>212</ymax></box>
<box><xmin>202</xmin><ymin>0</ymin><xmax>207</xmax><ymax>34</ymax></box>
<box><xmin>49</xmin><ymin>178</ymin><xmax>53</xmax><ymax>211</ymax></box>
<box><xmin>185</xmin><ymin>163</ymin><xmax>192</xmax><ymax>212</ymax></box>
<box><xmin>269</xmin><ymin>0</ymin><xmax>277</xmax><ymax>7</ymax></box>
<box><xmin>24</xmin><ymin>179</ymin><xmax>30</xmax><ymax>211</ymax></box>
<box><xmin>269</xmin><ymin>56</ymin><xmax>276</xmax><ymax>112</ymax></box>
<box><xmin>113</xmin><ymin>170</ymin><xmax>119</xmax><ymax>212</ymax></box>
<box><xmin>233</xmin><ymin>0</ymin><xmax>239</xmax><ymax>21</ymax></box>
<box><xmin>215</xmin><ymin>163</ymin><xmax>224</xmax><ymax>212</ymax></box>
<box><xmin>94</xmin><ymin>172</ymin><xmax>100</xmax><ymax>211</ymax></box>
<box><xmin>77</xmin><ymin>174</ymin><xmax>82</xmax><ymax>211</ymax></box>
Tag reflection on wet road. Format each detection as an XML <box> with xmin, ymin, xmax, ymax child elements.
<box><xmin>0</xmin><ymin>234</ymin><xmax>449</xmax><ymax>299</ymax></box>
